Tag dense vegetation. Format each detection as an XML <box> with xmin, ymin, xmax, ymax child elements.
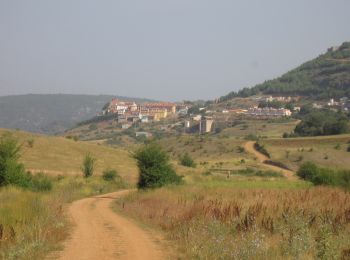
<box><xmin>133</xmin><ymin>144</ymin><xmax>183</xmax><ymax>189</ymax></box>
<box><xmin>179</xmin><ymin>152</ymin><xmax>196</xmax><ymax>168</ymax></box>
<box><xmin>297</xmin><ymin>162</ymin><xmax>350</xmax><ymax>189</ymax></box>
<box><xmin>219</xmin><ymin>42</ymin><xmax>350</xmax><ymax>101</ymax></box>
<box><xmin>294</xmin><ymin>109</ymin><xmax>348</xmax><ymax>136</ymax></box>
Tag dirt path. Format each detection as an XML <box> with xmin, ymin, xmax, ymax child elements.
<box><xmin>244</xmin><ymin>141</ymin><xmax>296</xmax><ymax>180</ymax></box>
<box><xmin>56</xmin><ymin>190</ymin><xmax>165</xmax><ymax>260</ymax></box>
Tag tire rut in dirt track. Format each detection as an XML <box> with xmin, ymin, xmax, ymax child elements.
<box><xmin>54</xmin><ymin>190</ymin><xmax>165</xmax><ymax>260</ymax></box>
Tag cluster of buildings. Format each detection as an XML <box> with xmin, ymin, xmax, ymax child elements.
<box><xmin>105</xmin><ymin>99</ymin><xmax>178</xmax><ymax>124</ymax></box>
<box><xmin>263</xmin><ymin>96</ymin><xmax>301</xmax><ymax>103</ymax></box>
<box><xmin>246</xmin><ymin>107</ymin><xmax>292</xmax><ymax>118</ymax></box>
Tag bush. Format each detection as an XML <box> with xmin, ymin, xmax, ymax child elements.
<box><xmin>297</xmin><ymin>162</ymin><xmax>350</xmax><ymax>189</ymax></box>
<box><xmin>102</xmin><ymin>169</ymin><xmax>119</xmax><ymax>181</ymax></box>
<box><xmin>254</xmin><ymin>142</ymin><xmax>270</xmax><ymax>158</ymax></box>
<box><xmin>133</xmin><ymin>144</ymin><xmax>183</xmax><ymax>189</ymax></box>
<box><xmin>179</xmin><ymin>153</ymin><xmax>196</xmax><ymax>168</ymax></box>
<box><xmin>82</xmin><ymin>153</ymin><xmax>96</xmax><ymax>178</ymax></box>
<box><xmin>0</xmin><ymin>134</ymin><xmax>29</xmax><ymax>188</ymax></box>
<box><xmin>29</xmin><ymin>172</ymin><xmax>53</xmax><ymax>191</ymax></box>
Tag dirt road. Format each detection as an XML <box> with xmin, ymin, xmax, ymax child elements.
<box><xmin>56</xmin><ymin>190</ymin><xmax>165</xmax><ymax>260</ymax></box>
<box><xmin>244</xmin><ymin>141</ymin><xmax>296</xmax><ymax>180</ymax></box>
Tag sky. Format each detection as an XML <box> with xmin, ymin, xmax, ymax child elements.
<box><xmin>0</xmin><ymin>0</ymin><xmax>349</xmax><ymax>101</ymax></box>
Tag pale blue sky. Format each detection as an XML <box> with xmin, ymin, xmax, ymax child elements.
<box><xmin>0</xmin><ymin>0</ymin><xmax>349</xmax><ymax>101</ymax></box>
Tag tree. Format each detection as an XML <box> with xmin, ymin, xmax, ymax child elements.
<box><xmin>133</xmin><ymin>144</ymin><xmax>182</xmax><ymax>189</ymax></box>
<box><xmin>82</xmin><ymin>153</ymin><xmax>96</xmax><ymax>178</ymax></box>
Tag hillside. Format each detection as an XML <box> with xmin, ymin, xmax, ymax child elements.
<box><xmin>0</xmin><ymin>128</ymin><xmax>138</xmax><ymax>184</ymax></box>
<box><xmin>0</xmin><ymin>94</ymin><xmax>154</xmax><ymax>134</ymax></box>
<box><xmin>220</xmin><ymin>41</ymin><xmax>350</xmax><ymax>101</ymax></box>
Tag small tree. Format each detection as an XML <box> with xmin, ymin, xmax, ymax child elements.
<box><xmin>82</xmin><ymin>153</ymin><xmax>96</xmax><ymax>178</ymax></box>
<box><xmin>0</xmin><ymin>134</ymin><xmax>28</xmax><ymax>187</ymax></box>
<box><xmin>179</xmin><ymin>153</ymin><xmax>196</xmax><ymax>168</ymax></box>
<box><xmin>133</xmin><ymin>144</ymin><xmax>182</xmax><ymax>189</ymax></box>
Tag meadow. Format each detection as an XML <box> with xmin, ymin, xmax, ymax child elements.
<box><xmin>117</xmin><ymin>182</ymin><xmax>350</xmax><ymax>259</ymax></box>
<box><xmin>0</xmin><ymin>129</ymin><xmax>138</xmax><ymax>184</ymax></box>
<box><xmin>260</xmin><ymin>134</ymin><xmax>350</xmax><ymax>171</ymax></box>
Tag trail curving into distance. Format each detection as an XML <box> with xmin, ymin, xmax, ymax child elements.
<box><xmin>56</xmin><ymin>190</ymin><xmax>165</xmax><ymax>260</ymax></box>
<box><xmin>244</xmin><ymin>141</ymin><xmax>296</xmax><ymax>180</ymax></box>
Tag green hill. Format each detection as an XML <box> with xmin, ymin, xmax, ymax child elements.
<box><xmin>0</xmin><ymin>94</ymin><xmax>154</xmax><ymax>134</ymax></box>
<box><xmin>220</xmin><ymin>41</ymin><xmax>350</xmax><ymax>101</ymax></box>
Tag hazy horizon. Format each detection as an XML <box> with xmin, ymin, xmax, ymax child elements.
<box><xmin>1</xmin><ymin>0</ymin><xmax>349</xmax><ymax>101</ymax></box>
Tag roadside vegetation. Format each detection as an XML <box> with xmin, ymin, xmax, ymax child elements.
<box><xmin>133</xmin><ymin>144</ymin><xmax>183</xmax><ymax>189</ymax></box>
<box><xmin>0</xmin><ymin>133</ymin><xmax>127</xmax><ymax>259</ymax></box>
<box><xmin>118</xmin><ymin>185</ymin><xmax>350</xmax><ymax>259</ymax></box>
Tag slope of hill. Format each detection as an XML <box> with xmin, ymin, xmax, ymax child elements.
<box><xmin>0</xmin><ymin>128</ymin><xmax>138</xmax><ymax>184</ymax></box>
<box><xmin>220</xmin><ymin>41</ymin><xmax>350</xmax><ymax>101</ymax></box>
<box><xmin>0</xmin><ymin>94</ymin><xmax>154</xmax><ymax>134</ymax></box>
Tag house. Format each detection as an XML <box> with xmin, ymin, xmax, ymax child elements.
<box><xmin>247</xmin><ymin>107</ymin><xmax>292</xmax><ymax>117</ymax></box>
<box><xmin>136</xmin><ymin>132</ymin><xmax>152</xmax><ymax>138</ymax></box>
<box><xmin>121</xmin><ymin>123</ymin><xmax>131</xmax><ymax>129</ymax></box>
<box><xmin>108</xmin><ymin>99</ymin><xmax>138</xmax><ymax>114</ymax></box>
<box><xmin>143</xmin><ymin>102</ymin><xmax>176</xmax><ymax>114</ymax></box>
<box><xmin>192</xmin><ymin>115</ymin><xmax>202</xmax><ymax>121</ymax></box>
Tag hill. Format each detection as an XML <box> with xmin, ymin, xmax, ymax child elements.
<box><xmin>0</xmin><ymin>128</ymin><xmax>138</xmax><ymax>184</ymax></box>
<box><xmin>220</xmin><ymin>41</ymin><xmax>350</xmax><ymax>101</ymax></box>
<box><xmin>0</xmin><ymin>94</ymin><xmax>154</xmax><ymax>134</ymax></box>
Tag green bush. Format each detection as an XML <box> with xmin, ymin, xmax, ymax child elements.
<box><xmin>133</xmin><ymin>144</ymin><xmax>183</xmax><ymax>189</ymax></box>
<box><xmin>179</xmin><ymin>153</ymin><xmax>196</xmax><ymax>168</ymax></box>
<box><xmin>297</xmin><ymin>162</ymin><xmax>350</xmax><ymax>189</ymax></box>
<box><xmin>0</xmin><ymin>134</ymin><xmax>29</xmax><ymax>188</ymax></box>
<box><xmin>82</xmin><ymin>153</ymin><xmax>96</xmax><ymax>178</ymax></box>
<box><xmin>29</xmin><ymin>172</ymin><xmax>53</xmax><ymax>191</ymax></box>
<box><xmin>102</xmin><ymin>169</ymin><xmax>119</xmax><ymax>181</ymax></box>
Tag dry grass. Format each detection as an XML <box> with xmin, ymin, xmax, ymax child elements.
<box><xmin>118</xmin><ymin>185</ymin><xmax>350</xmax><ymax>259</ymax></box>
<box><xmin>0</xmin><ymin>175</ymin><xmax>127</xmax><ymax>259</ymax></box>
<box><xmin>260</xmin><ymin>134</ymin><xmax>350</xmax><ymax>171</ymax></box>
<box><xmin>0</xmin><ymin>128</ymin><xmax>138</xmax><ymax>184</ymax></box>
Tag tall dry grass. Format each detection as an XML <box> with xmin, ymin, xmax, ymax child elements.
<box><xmin>118</xmin><ymin>186</ymin><xmax>350</xmax><ymax>259</ymax></box>
<box><xmin>0</xmin><ymin>175</ymin><xmax>127</xmax><ymax>259</ymax></box>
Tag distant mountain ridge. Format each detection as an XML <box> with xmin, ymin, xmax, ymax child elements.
<box><xmin>0</xmin><ymin>94</ymin><xmax>154</xmax><ymax>134</ymax></box>
<box><xmin>219</xmin><ymin>41</ymin><xmax>350</xmax><ymax>102</ymax></box>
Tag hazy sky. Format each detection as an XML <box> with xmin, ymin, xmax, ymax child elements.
<box><xmin>0</xmin><ymin>0</ymin><xmax>349</xmax><ymax>101</ymax></box>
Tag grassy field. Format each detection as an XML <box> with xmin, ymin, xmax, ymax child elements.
<box><xmin>117</xmin><ymin>182</ymin><xmax>350</xmax><ymax>259</ymax></box>
<box><xmin>219</xmin><ymin>119</ymin><xmax>298</xmax><ymax>138</ymax></box>
<box><xmin>0</xmin><ymin>129</ymin><xmax>138</xmax><ymax>184</ymax></box>
<box><xmin>260</xmin><ymin>134</ymin><xmax>350</xmax><ymax>171</ymax></box>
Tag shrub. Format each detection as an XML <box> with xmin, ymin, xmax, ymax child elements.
<box><xmin>30</xmin><ymin>172</ymin><xmax>53</xmax><ymax>191</ymax></box>
<box><xmin>133</xmin><ymin>144</ymin><xmax>183</xmax><ymax>189</ymax></box>
<box><xmin>297</xmin><ymin>162</ymin><xmax>350</xmax><ymax>189</ymax></box>
<box><xmin>179</xmin><ymin>153</ymin><xmax>196</xmax><ymax>168</ymax></box>
<box><xmin>0</xmin><ymin>134</ymin><xmax>30</xmax><ymax>188</ymax></box>
<box><xmin>27</xmin><ymin>138</ymin><xmax>35</xmax><ymax>148</ymax></box>
<box><xmin>82</xmin><ymin>153</ymin><xmax>96</xmax><ymax>178</ymax></box>
<box><xmin>102</xmin><ymin>169</ymin><xmax>119</xmax><ymax>181</ymax></box>
<box><xmin>254</xmin><ymin>142</ymin><xmax>270</xmax><ymax>158</ymax></box>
